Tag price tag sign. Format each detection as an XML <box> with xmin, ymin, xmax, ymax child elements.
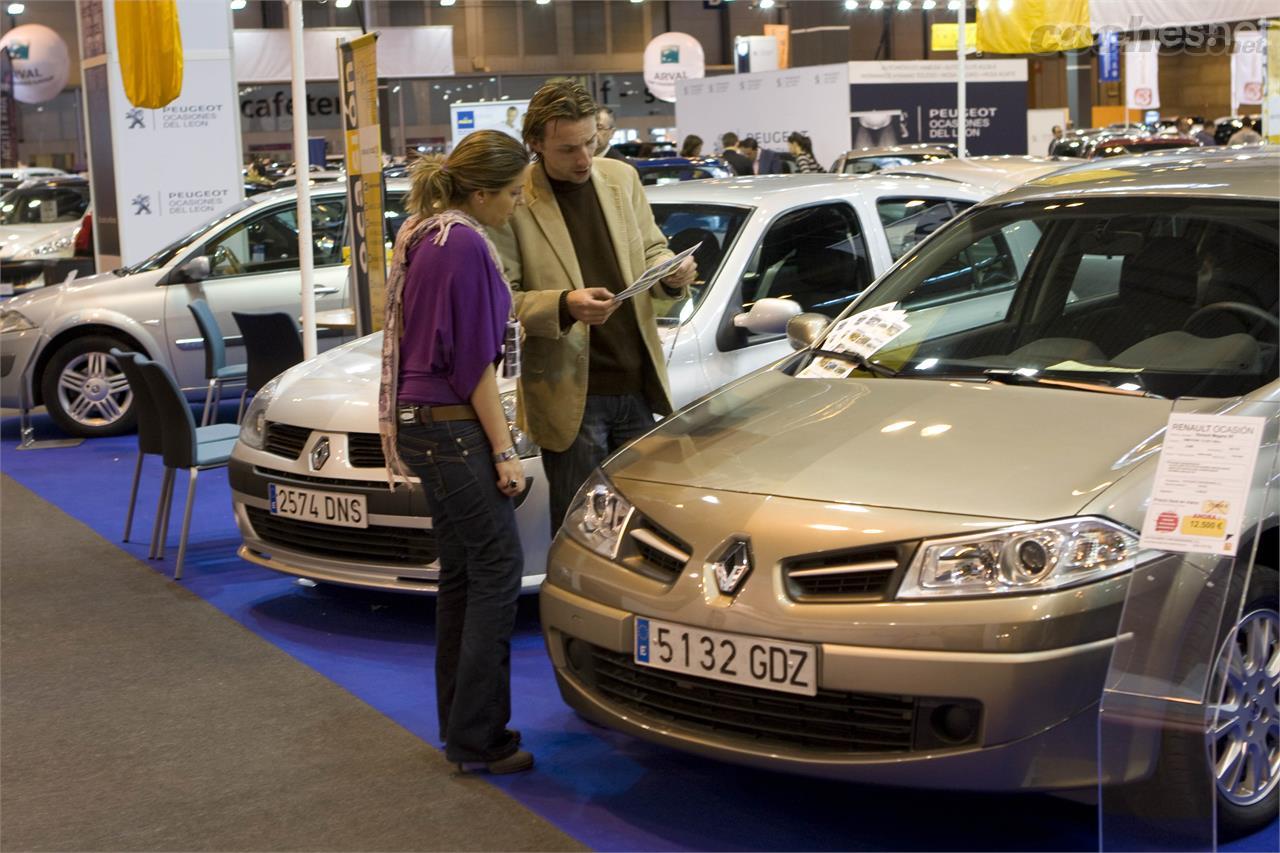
<box><xmin>1139</xmin><ymin>413</ymin><xmax>1266</xmax><ymax>556</ymax></box>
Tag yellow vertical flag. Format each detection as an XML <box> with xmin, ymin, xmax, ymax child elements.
<box><xmin>977</xmin><ymin>0</ymin><xmax>1092</xmax><ymax>54</ymax></box>
<box><xmin>115</xmin><ymin>0</ymin><xmax>184</xmax><ymax>109</ymax></box>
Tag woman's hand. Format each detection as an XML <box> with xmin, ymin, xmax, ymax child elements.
<box><xmin>496</xmin><ymin>458</ymin><xmax>526</xmax><ymax>497</ymax></box>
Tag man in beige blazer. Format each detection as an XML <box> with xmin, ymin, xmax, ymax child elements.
<box><xmin>490</xmin><ymin>80</ymin><xmax>696</xmax><ymax>533</ymax></box>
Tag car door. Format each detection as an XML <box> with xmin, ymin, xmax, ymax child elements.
<box><xmin>704</xmin><ymin>201</ymin><xmax>874</xmax><ymax>392</ymax></box>
<box><xmin>162</xmin><ymin>194</ymin><xmax>350</xmax><ymax>391</ymax></box>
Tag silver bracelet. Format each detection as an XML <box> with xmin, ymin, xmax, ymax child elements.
<box><xmin>492</xmin><ymin>446</ymin><xmax>518</xmax><ymax>464</ymax></box>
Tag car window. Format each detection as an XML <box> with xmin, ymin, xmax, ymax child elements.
<box><xmin>202</xmin><ymin>197</ymin><xmax>347</xmax><ymax>278</ymax></box>
<box><xmin>740</xmin><ymin>202</ymin><xmax>872</xmax><ymax>317</ymax></box>
<box><xmin>0</xmin><ymin>185</ymin><xmax>89</xmax><ymax>224</ymax></box>
<box><xmin>877</xmin><ymin>197</ymin><xmax>961</xmax><ymax>260</ymax></box>
<box><xmin>650</xmin><ymin>203</ymin><xmax>751</xmax><ymax>323</ymax></box>
<box><xmin>844</xmin><ymin>197</ymin><xmax>1279</xmax><ymax>399</ymax></box>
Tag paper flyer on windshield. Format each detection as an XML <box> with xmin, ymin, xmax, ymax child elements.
<box><xmin>797</xmin><ymin>306</ymin><xmax>911</xmax><ymax>379</ymax></box>
<box><xmin>1138</xmin><ymin>413</ymin><xmax>1266</xmax><ymax>556</ymax></box>
<box><xmin>613</xmin><ymin>242</ymin><xmax>702</xmax><ymax>302</ymax></box>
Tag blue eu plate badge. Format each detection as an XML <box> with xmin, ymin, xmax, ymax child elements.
<box><xmin>635</xmin><ymin>617</ymin><xmax>650</xmax><ymax>663</ymax></box>
<box><xmin>268</xmin><ymin>483</ymin><xmax>278</xmax><ymax>512</ymax></box>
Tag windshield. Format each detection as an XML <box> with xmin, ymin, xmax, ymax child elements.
<box><xmin>651</xmin><ymin>202</ymin><xmax>751</xmax><ymax>323</ymax></box>
<box><xmin>813</xmin><ymin>196</ymin><xmax>1278</xmax><ymax>399</ymax></box>
<box><xmin>116</xmin><ymin>197</ymin><xmax>257</xmax><ymax>275</ymax></box>
<box><xmin>0</xmin><ymin>184</ymin><xmax>89</xmax><ymax>225</ymax></box>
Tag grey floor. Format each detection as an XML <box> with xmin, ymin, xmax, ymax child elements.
<box><xmin>0</xmin><ymin>474</ymin><xmax>586</xmax><ymax>852</ymax></box>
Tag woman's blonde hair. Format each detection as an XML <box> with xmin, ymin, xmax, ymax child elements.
<box><xmin>406</xmin><ymin>130</ymin><xmax>530</xmax><ymax>217</ymax></box>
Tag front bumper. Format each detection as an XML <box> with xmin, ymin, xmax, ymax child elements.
<box><xmin>230</xmin><ymin>431</ymin><xmax>552</xmax><ymax>594</ymax></box>
<box><xmin>0</xmin><ymin>257</ymin><xmax>93</xmax><ymax>293</ymax></box>
<box><xmin>0</xmin><ymin>328</ymin><xmax>44</xmax><ymax>407</ymax></box>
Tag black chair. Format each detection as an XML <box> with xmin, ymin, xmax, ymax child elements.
<box><xmin>111</xmin><ymin>349</ymin><xmax>165</xmax><ymax>553</ymax></box>
<box><xmin>137</xmin><ymin>358</ymin><xmax>240</xmax><ymax>579</ymax></box>
<box><xmin>231</xmin><ymin>310</ymin><xmax>304</xmax><ymax>422</ymax></box>
<box><xmin>188</xmin><ymin>298</ymin><xmax>247</xmax><ymax>426</ymax></box>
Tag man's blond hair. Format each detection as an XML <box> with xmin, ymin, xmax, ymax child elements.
<box><xmin>522</xmin><ymin>79</ymin><xmax>597</xmax><ymax>147</ymax></box>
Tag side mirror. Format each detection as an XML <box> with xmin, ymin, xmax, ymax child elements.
<box><xmin>179</xmin><ymin>255</ymin><xmax>211</xmax><ymax>282</ymax></box>
<box><xmin>732</xmin><ymin>297</ymin><xmax>802</xmax><ymax>336</ymax></box>
<box><xmin>786</xmin><ymin>312</ymin><xmax>831</xmax><ymax>351</ymax></box>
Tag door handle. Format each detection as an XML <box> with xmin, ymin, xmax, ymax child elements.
<box><xmin>312</xmin><ymin>286</ymin><xmax>341</xmax><ymax>296</ymax></box>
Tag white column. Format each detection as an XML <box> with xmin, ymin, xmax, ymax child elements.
<box><xmin>287</xmin><ymin>0</ymin><xmax>317</xmax><ymax>359</ymax></box>
<box><xmin>956</xmin><ymin>0</ymin><xmax>967</xmax><ymax>158</ymax></box>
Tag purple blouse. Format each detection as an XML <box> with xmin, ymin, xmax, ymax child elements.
<box><xmin>397</xmin><ymin>223</ymin><xmax>511</xmax><ymax>406</ymax></box>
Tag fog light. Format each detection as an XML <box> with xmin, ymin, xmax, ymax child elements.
<box><xmin>564</xmin><ymin>636</ymin><xmax>592</xmax><ymax>676</ymax></box>
<box><xmin>931</xmin><ymin>703</ymin><xmax>978</xmax><ymax>744</ymax></box>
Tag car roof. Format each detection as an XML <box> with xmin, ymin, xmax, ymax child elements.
<box><xmin>839</xmin><ymin>145</ymin><xmax>955</xmax><ymax>159</ymax></box>
<box><xmin>879</xmin><ymin>156</ymin><xmax>1069</xmax><ymax>192</ymax></box>
<box><xmin>643</xmin><ymin>173</ymin><xmax>995</xmax><ymax>213</ymax></box>
<box><xmin>997</xmin><ymin>147</ymin><xmax>1280</xmax><ymax>204</ymax></box>
<box><xmin>241</xmin><ymin>177</ymin><xmax>411</xmax><ymax>207</ymax></box>
<box><xmin>13</xmin><ymin>175</ymin><xmax>89</xmax><ymax>190</ymax></box>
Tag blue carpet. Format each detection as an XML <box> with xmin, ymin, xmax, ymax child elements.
<box><xmin>3</xmin><ymin>412</ymin><xmax>1276</xmax><ymax>852</ymax></box>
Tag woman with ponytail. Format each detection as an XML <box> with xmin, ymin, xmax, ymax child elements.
<box><xmin>378</xmin><ymin>129</ymin><xmax>534</xmax><ymax>774</ymax></box>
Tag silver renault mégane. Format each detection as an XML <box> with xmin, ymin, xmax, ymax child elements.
<box><xmin>540</xmin><ymin>149</ymin><xmax>1280</xmax><ymax>838</ymax></box>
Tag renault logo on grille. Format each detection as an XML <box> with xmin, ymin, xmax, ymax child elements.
<box><xmin>310</xmin><ymin>436</ymin><xmax>331</xmax><ymax>471</ymax></box>
<box><xmin>709</xmin><ymin>538</ymin><xmax>753</xmax><ymax>596</ymax></box>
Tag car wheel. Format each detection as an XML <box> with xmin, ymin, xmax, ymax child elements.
<box><xmin>1205</xmin><ymin>566</ymin><xmax>1278</xmax><ymax>838</ymax></box>
<box><xmin>40</xmin><ymin>335</ymin><xmax>137</xmax><ymax>438</ymax></box>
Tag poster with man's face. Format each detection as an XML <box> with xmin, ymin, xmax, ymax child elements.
<box><xmin>450</xmin><ymin>100</ymin><xmax>530</xmax><ymax>146</ymax></box>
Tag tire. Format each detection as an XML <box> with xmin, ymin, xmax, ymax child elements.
<box><xmin>40</xmin><ymin>334</ymin><xmax>138</xmax><ymax>438</ymax></box>
<box><xmin>1151</xmin><ymin>564</ymin><xmax>1279</xmax><ymax>841</ymax></box>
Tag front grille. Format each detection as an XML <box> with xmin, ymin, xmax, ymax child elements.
<box><xmin>246</xmin><ymin>506</ymin><xmax>436</xmax><ymax>565</ymax></box>
<box><xmin>264</xmin><ymin>422</ymin><xmax>310</xmax><ymax>460</ymax></box>
<box><xmin>623</xmin><ymin>522</ymin><xmax>692</xmax><ymax>582</ymax></box>
<box><xmin>783</xmin><ymin>547</ymin><xmax>904</xmax><ymax>601</ymax></box>
<box><xmin>347</xmin><ymin>432</ymin><xmax>386</xmax><ymax>468</ymax></box>
<box><xmin>582</xmin><ymin>645</ymin><xmax>916</xmax><ymax>753</ymax></box>
<box><xmin>255</xmin><ymin>466</ymin><xmax>390</xmax><ymax>491</ymax></box>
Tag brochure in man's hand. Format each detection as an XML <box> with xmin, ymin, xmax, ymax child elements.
<box><xmin>613</xmin><ymin>242</ymin><xmax>703</xmax><ymax>302</ymax></box>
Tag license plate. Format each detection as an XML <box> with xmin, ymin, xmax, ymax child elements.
<box><xmin>268</xmin><ymin>483</ymin><xmax>368</xmax><ymax>529</ymax></box>
<box><xmin>634</xmin><ymin>617</ymin><xmax>818</xmax><ymax>697</ymax></box>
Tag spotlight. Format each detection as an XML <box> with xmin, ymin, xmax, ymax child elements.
<box><xmin>439</xmin><ymin>0</ymin><xmax>456</xmax><ymax>6</ymax></box>
<box><xmin>897</xmin><ymin>0</ymin><xmax>910</xmax><ymax>9</ymax></box>
<box><xmin>228</xmin><ymin>0</ymin><xmax>245</xmax><ymax>9</ymax></box>
<box><xmin>6</xmin><ymin>1</ymin><xmax>25</xmax><ymax>12</ymax></box>
<box><xmin>844</xmin><ymin>0</ymin><xmax>857</xmax><ymax>8</ymax></box>
<box><xmin>869</xmin><ymin>0</ymin><xmax>884</xmax><ymax>9</ymax></box>
<box><xmin>948</xmin><ymin>0</ymin><xmax>960</xmax><ymax>9</ymax></box>
<box><xmin>759</xmin><ymin>0</ymin><xmax>775</xmax><ymax>8</ymax></box>
<box><xmin>335</xmin><ymin>0</ymin><xmax>351</xmax><ymax>7</ymax></box>
<box><xmin>536</xmin><ymin>0</ymin><xmax>550</xmax><ymax>4</ymax></box>
<box><xmin>922</xmin><ymin>0</ymin><xmax>936</xmax><ymax>8</ymax></box>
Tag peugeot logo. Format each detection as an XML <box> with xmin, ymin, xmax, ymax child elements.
<box><xmin>709</xmin><ymin>538</ymin><xmax>753</xmax><ymax>596</ymax></box>
<box><xmin>310</xmin><ymin>435</ymin><xmax>331</xmax><ymax>471</ymax></box>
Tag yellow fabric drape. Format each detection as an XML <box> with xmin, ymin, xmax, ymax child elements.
<box><xmin>977</xmin><ymin>0</ymin><xmax>1092</xmax><ymax>54</ymax></box>
<box><xmin>115</xmin><ymin>0</ymin><xmax>183</xmax><ymax>109</ymax></box>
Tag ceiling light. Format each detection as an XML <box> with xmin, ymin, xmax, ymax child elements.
<box><xmin>997</xmin><ymin>0</ymin><xmax>1013</xmax><ymax>11</ymax></box>
<box><xmin>335</xmin><ymin>0</ymin><xmax>351</xmax><ymax>6</ymax></box>
<box><xmin>6</xmin><ymin>1</ymin><xmax>25</xmax><ymax>12</ymax></box>
<box><xmin>844</xmin><ymin>0</ymin><xmax>858</xmax><ymax>8</ymax></box>
<box><xmin>439</xmin><ymin>0</ymin><xmax>457</xmax><ymax>6</ymax></box>
<box><xmin>759</xmin><ymin>0</ymin><xmax>775</xmax><ymax>8</ymax></box>
<box><xmin>922</xmin><ymin>0</ymin><xmax>936</xmax><ymax>8</ymax></box>
<box><xmin>869</xmin><ymin>0</ymin><xmax>884</xmax><ymax>8</ymax></box>
<box><xmin>948</xmin><ymin>0</ymin><xmax>960</xmax><ymax>8</ymax></box>
<box><xmin>897</xmin><ymin>0</ymin><xmax>911</xmax><ymax>9</ymax></box>
<box><xmin>228</xmin><ymin>0</ymin><xmax>245</xmax><ymax>8</ymax></box>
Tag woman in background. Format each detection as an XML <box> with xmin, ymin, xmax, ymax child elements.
<box><xmin>680</xmin><ymin>134</ymin><xmax>704</xmax><ymax>158</ymax></box>
<box><xmin>787</xmin><ymin>132</ymin><xmax>824</xmax><ymax>173</ymax></box>
<box><xmin>378</xmin><ymin>130</ymin><xmax>534</xmax><ymax>775</ymax></box>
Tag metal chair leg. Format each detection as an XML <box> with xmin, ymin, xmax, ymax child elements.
<box><xmin>149</xmin><ymin>467</ymin><xmax>174</xmax><ymax>559</ymax></box>
<box><xmin>123</xmin><ymin>451</ymin><xmax>144</xmax><ymax>541</ymax></box>
<box><xmin>155</xmin><ymin>467</ymin><xmax>177</xmax><ymax>560</ymax></box>
<box><xmin>236</xmin><ymin>388</ymin><xmax>249</xmax><ymax>424</ymax></box>
<box><xmin>174</xmin><ymin>467</ymin><xmax>199</xmax><ymax>580</ymax></box>
<box><xmin>202</xmin><ymin>379</ymin><xmax>217</xmax><ymax>426</ymax></box>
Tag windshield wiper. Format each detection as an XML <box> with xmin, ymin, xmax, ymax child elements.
<box><xmin>810</xmin><ymin>348</ymin><xmax>898</xmax><ymax>378</ymax></box>
<box><xmin>982</xmin><ymin>369</ymin><xmax>1161</xmax><ymax>398</ymax></box>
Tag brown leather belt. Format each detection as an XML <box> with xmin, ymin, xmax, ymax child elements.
<box><xmin>396</xmin><ymin>403</ymin><xmax>478</xmax><ymax>425</ymax></box>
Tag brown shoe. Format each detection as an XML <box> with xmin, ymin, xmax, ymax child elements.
<box><xmin>455</xmin><ymin>749</ymin><xmax>534</xmax><ymax>775</ymax></box>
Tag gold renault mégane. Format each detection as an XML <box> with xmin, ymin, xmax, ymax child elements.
<box><xmin>539</xmin><ymin>149</ymin><xmax>1280</xmax><ymax>837</ymax></box>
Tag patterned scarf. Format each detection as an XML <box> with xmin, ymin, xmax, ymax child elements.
<box><xmin>377</xmin><ymin>208</ymin><xmax>510</xmax><ymax>489</ymax></box>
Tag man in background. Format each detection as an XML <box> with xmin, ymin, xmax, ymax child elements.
<box><xmin>719</xmin><ymin>132</ymin><xmax>752</xmax><ymax>176</ymax></box>
<box><xmin>739</xmin><ymin>137</ymin><xmax>784</xmax><ymax>174</ymax></box>
<box><xmin>594</xmin><ymin>106</ymin><xmax>630</xmax><ymax>164</ymax></box>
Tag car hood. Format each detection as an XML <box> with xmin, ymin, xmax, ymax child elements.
<box><xmin>0</xmin><ymin>222</ymin><xmax>78</xmax><ymax>259</ymax></box>
<box><xmin>606</xmin><ymin>370</ymin><xmax>1174</xmax><ymax>521</ymax></box>
<box><xmin>267</xmin><ymin>332</ymin><xmax>519</xmax><ymax>435</ymax></box>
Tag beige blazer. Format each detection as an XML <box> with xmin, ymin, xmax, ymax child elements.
<box><xmin>490</xmin><ymin>158</ymin><xmax>679</xmax><ymax>453</ymax></box>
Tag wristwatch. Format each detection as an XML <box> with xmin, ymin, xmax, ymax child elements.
<box><xmin>492</xmin><ymin>446</ymin><xmax>519</xmax><ymax>463</ymax></box>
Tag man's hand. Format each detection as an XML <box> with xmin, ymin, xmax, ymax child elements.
<box><xmin>566</xmin><ymin>287</ymin><xmax>618</xmax><ymax>325</ymax></box>
<box><xmin>662</xmin><ymin>255</ymin><xmax>697</xmax><ymax>288</ymax></box>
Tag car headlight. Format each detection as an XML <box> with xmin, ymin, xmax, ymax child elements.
<box><xmin>0</xmin><ymin>308</ymin><xmax>37</xmax><ymax>334</ymax></box>
<box><xmin>563</xmin><ymin>470</ymin><xmax>634</xmax><ymax>558</ymax></box>
<box><xmin>238</xmin><ymin>375</ymin><xmax>282</xmax><ymax>450</ymax></box>
<box><xmin>30</xmin><ymin>234</ymin><xmax>74</xmax><ymax>256</ymax></box>
<box><xmin>499</xmin><ymin>390</ymin><xmax>539</xmax><ymax>458</ymax></box>
<box><xmin>897</xmin><ymin>517</ymin><xmax>1139</xmax><ymax>599</ymax></box>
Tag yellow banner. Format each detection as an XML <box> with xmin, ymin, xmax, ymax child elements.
<box><xmin>1267</xmin><ymin>21</ymin><xmax>1280</xmax><ymax>143</ymax></box>
<box><xmin>931</xmin><ymin>23</ymin><xmax>977</xmax><ymax>53</ymax></box>
<box><xmin>337</xmin><ymin>33</ymin><xmax>387</xmax><ymax>333</ymax></box>
<box><xmin>977</xmin><ymin>0</ymin><xmax>1091</xmax><ymax>54</ymax></box>
<box><xmin>115</xmin><ymin>0</ymin><xmax>183</xmax><ymax>109</ymax></box>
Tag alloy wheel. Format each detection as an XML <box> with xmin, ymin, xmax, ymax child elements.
<box><xmin>56</xmin><ymin>350</ymin><xmax>132</xmax><ymax>429</ymax></box>
<box><xmin>1208</xmin><ymin>607</ymin><xmax>1280</xmax><ymax>807</ymax></box>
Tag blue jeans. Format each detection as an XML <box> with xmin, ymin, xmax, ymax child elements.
<box><xmin>543</xmin><ymin>393</ymin><xmax>656</xmax><ymax>536</ymax></box>
<box><xmin>396</xmin><ymin>419</ymin><xmax>524</xmax><ymax>763</ymax></box>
